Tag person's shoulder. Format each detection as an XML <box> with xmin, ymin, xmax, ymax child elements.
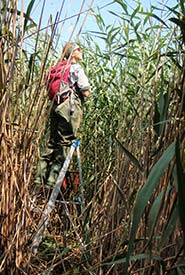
<box><xmin>71</xmin><ymin>62</ymin><xmax>84</xmax><ymax>73</ymax></box>
<box><xmin>71</xmin><ymin>62</ymin><xmax>82</xmax><ymax>68</ymax></box>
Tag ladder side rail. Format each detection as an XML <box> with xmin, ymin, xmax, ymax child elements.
<box><xmin>76</xmin><ymin>146</ymin><xmax>85</xmax><ymax>209</ymax></box>
<box><xmin>31</xmin><ymin>142</ymin><xmax>76</xmax><ymax>255</ymax></box>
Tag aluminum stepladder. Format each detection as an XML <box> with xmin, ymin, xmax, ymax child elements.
<box><xmin>31</xmin><ymin>140</ymin><xmax>84</xmax><ymax>255</ymax></box>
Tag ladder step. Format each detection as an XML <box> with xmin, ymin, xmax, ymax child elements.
<box><xmin>55</xmin><ymin>200</ymin><xmax>80</xmax><ymax>205</ymax></box>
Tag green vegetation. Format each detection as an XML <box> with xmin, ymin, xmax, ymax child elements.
<box><xmin>0</xmin><ymin>0</ymin><xmax>184</xmax><ymax>274</ymax></box>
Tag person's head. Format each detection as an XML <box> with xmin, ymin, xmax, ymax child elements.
<box><xmin>62</xmin><ymin>42</ymin><xmax>82</xmax><ymax>62</ymax></box>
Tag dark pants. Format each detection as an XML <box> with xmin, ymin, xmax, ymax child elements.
<box><xmin>35</xmin><ymin>96</ymin><xmax>82</xmax><ymax>186</ymax></box>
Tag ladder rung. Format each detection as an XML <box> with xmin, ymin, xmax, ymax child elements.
<box><xmin>55</xmin><ymin>200</ymin><xmax>80</xmax><ymax>205</ymax></box>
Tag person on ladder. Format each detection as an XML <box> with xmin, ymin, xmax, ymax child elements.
<box><xmin>35</xmin><ymin>42</ymin><xmax>91</xmax><ymax>188</ymax></box>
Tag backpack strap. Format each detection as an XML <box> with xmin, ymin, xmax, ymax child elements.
<box><xmin>54</xmin><ymin>80</ymin><xmax>75</xmax><ymax>115</ymax></box>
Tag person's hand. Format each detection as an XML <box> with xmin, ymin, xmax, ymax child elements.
<box><xmin>82</xmin><ymin>90</ymin><xmax>90</xmax><ymax>97</ymax></box>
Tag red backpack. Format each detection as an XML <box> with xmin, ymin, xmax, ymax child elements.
<box><xmin>45</xmin><ymin>60</ymin><xmax>71</xmax><ymax>100</ymax></box>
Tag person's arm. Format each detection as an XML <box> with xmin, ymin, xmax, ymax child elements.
<box><xmin>76</xmin><ymin>64</ymin><xmax>90</xmax><ymax>97</ymax></box>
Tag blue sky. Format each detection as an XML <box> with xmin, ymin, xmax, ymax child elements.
<box><xmin>19</xmin><ymin>0</ymin><xmax>178</xmax><ymax>50</ymax></box>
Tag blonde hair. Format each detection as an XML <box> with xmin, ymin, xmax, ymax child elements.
<box><xmin>62</xmin><ymin>42</ymin><xmax>80</xmax><ymax>59</ymax></box>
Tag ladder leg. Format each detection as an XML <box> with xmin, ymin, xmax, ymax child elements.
<box><xmin>31</xmin><ymin>141</ymin><xmax>78</xmax><ymax>255</ymax></box>
<box><xmin>76</xmin><ymin>146</ymin><xmax>85</xmax><ymax>211</ymax></box>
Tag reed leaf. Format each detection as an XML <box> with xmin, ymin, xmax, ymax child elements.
<box><xmin>180</xmin><ymin>0</ymin><xmax>185</xmax><ymax>14</ymax></box>
<box><xmin>151</xmin><ymin>13</ymin><xmax>169</xmax><ymax>28</ymax></box>
<box><xmin>23</xmin><ymin>0</ymin><xmax>36</xmax><ymax>34</ymax></box>
<box><xmin>153</xmin><ymin>79</ymin><xmax>170</xmax><ymax>138</ymax></box>
<box><xmin>169</xmin><ymin>17</ymin><xmax>185</xmax><ymax>44</ymax></box>
<box><xmin>103</xmin><ymin>253</ymin><xmax>162</xmax><ymax>265</ymax></box>
<box><xmin>177</xmin><ymin>266</ymin><xmax>185</xmax><ymax>275</ymax></box>
<box><xmin>114</xmin><ymin>0</ymin><xmax>128</xmax><ymax>14</ymax></box>
<box><xmin>126</xmin><ymin>141</ymin><xmax>176</xmax><ymax>270</ymax></box>
<box><xmin>159</xmin><ymin>200</ymin><xmax>178</xmax><ymax>248</ymax></box>
<box><xmin>131</xmin><ymin>5</ymin><xmax>141</xmax><ymax>21</ymax></box>
<box><xmin>115</xmin><ymin>137</ymin><xmax>143</xmax><ymax>172</ymax></box>
<box><xmin>175</xmin><ymin>137</ymin><xmax>185</xmax><ymax>248</ymax></box>
<box><xmin>148</xmin><ymin>191</ymin><xmax>163</xmax><ymax>239</ymax></box>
